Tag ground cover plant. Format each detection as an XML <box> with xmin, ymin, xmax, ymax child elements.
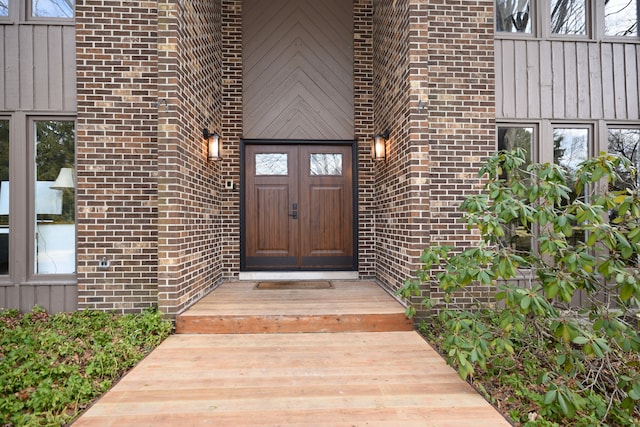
<box><xmin>401</xmin><ymin>149</ymin><xmax>640</xmax><ymax>426</ymax></box>
<box><xmin>0</xmin><ymin>306</ymin><xmax>172</xmax><ymax>426</ymax></box>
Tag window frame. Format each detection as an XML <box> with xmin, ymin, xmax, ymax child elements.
<box><xmin>27</xmin><ymin>0</ymin><xmax>74</xmax><ymax>22</ymax></box>
<box><xmin>27</xmin><ymin>115</ymin><xmax>76</xmax><ymax>283</ymax></box>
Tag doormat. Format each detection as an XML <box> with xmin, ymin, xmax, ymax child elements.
<box><xmin>255</xmin><ymin>281</ymin><xmax>333</xmax><ymax>290</ymax></box>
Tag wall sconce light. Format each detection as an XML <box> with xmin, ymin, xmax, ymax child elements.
<box><xmin>203</xmin><ymin>128</ymin><xmax>221</xmax><ymax>161</ymax></box>
<box><xmin>372</xmin><ymin>129</ymin><xmax>390</xmax><ymax>161</ymax></box>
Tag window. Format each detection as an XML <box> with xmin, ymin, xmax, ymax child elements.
<box><xmin>551</xmin><ymin>0</ymin><xmax>588</xmax><ymax>35</ymax></box>
<box><xmin>0</xmin><ymin>120</ymin><xmax>8</xmax><ymax>274</ymax></box>
<box><xmin>608</xmin><ymin>128</ymin><xmax>640</xmax><ymax>190</ymax></box>
<box><xmin>255</xmin><ymin>153</ymin><xmax>288</xmax><ymax>176</ymax></box>
<box><xmin>496</xmin><ymin>0</ymin><xmax>532</xmax><ymax>33</ymax></box>
<box><xmin>497</xmin><ymin>1</ymin><xmax>639</xmax><ymax>39</ymax></box>
<box><xmin>310</xmin><ymin>154</ymin><xmax>343</xmax><ymax>176</ymax></box>
<box><xmin>605</xmin><ymin>0</ymin><xmax>639</xmax><ymax>36</ymax></box>
<box><xmin>34</xmin><ymin>120</ymin><xmax>75</xmax><ymax>274</ymax></box>
<box><xmin>554</xmin><ymin>127</ymin><xmax>590</xmax><ymax>245</ymax></box>
<box><xmin>31</xmin><ymin>0</ymin><xmax>73</xmax><ymax>18</ymax></box>
<box><xmin>0</xmin><ymin>0</ymin><xmax>8</xmax><ymax>17</ymax></box>
<box><xmin>498</xmin><ymin>126</ymin><xmax>534</xmax><ymax>253</ymax></box>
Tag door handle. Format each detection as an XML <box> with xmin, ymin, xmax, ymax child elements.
<box><xmin>289</xmin><ymin>203</ymin><xmax>298</xmax><ymax>219</ymax></box>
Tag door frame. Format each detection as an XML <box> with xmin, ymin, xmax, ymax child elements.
<box><xmin>240</xmin><ymin>139</ymin><xmax>359</xmax><ymax>272</ymax></box>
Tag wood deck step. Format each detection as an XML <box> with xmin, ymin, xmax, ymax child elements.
<box><xmin>175</xmin><ymin>281</ymin><xmax>413</xmax><ymax>334</ymax></box>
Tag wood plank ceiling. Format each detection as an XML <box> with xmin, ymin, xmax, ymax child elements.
<box><xmin>243</xmin><ymin>0</ymin><xmax>354</xmax><ymax>140</ymax></box>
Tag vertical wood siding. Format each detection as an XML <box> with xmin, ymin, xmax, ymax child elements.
<box><xmin>496</xmin><ymin>40</ymin><xmax>640</xmax><ymax>120</ymax></box>
<box><xmin>0</xmin><ymin>284</ymin><xmax>78</xmax><ymax>313</ymax></box>
<box><xmin>0</xmin><ymin>24</ymin><xmax>76</xmax><ymax>112</ymax></box>
<box><xmin>243</xmin><ymin>0</ymin><xmax>354</xmax><ymax>139</ymax></box>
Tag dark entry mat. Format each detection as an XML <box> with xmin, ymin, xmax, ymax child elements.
<box><xmin>255</xmin><ymin>281</ymin><xmax>333</xmax><ymax>290</ymax></box>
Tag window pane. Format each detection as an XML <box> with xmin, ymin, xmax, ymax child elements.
<box><xmin>553</xmin><ymin>128</ymin><xmax>589</xmax><ymax>183</ymax></box>
<box><xmin>605</xmin><ymin>0</ymin><xmax>638</xmax><ymax>36</ymax></box>
<box><xmin>608</xmin><ymin>128</ymin><xmax>640</xmax><ymax>190</ymax></box>
<box><xmin>608</xmin><ymin>128</ymin><xmax>640</xmax><ymax>264</ymax></box>
<box><xmin>310</xmin><ymin>154</ymin><xmax>342</xmax><ymax>176</ymax></box>
<box><xmin>0</xmin><ymin>121</ymin><xmax>8</xmax><ymax>274</ymax></box>
<box><xmin>32</xmin><ymin>0</ymin><xmax>74</xmax><ymax>18</ymax></box>
<box><xmin>255</xmin><ymin>153</ymin><xmax>288</xmax><ymax>176</ymax></box>
<box><xmin>551</xmin><ymin>0</ymin><xmax>587</xmax><ymax>34</ymax></box>
<box><xmin>496</xmin><ymin>0</ymin><xmax>532</xmax><ymax>33</ymax></box>
<box><xmin>35</xmin><ymin>120</ymin><xmax>75</xmax><ymax>274</ymax></box>
<box><xmin>497</xmin><ymin>126</ymin><xmax>534</xmax><ymax>253</ymax></box>
<box><xmin>0</xmin><ymin>0</ymin><xmax>8</xmax><ymax>17</ymax></box>
<box><xmin>554</xmin><ymin>127</ymin><xmax>589</xmax><ymax>246</ymax></box>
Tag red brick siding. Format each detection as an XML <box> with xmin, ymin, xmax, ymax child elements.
<box><xmin>75</xmin><ymin>0</ymin><xmax>159</xmax><ymax>313</ymax></box>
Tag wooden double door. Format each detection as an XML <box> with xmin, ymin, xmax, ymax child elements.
<box><xmin>243</xmin><ymin>143</ymin><xmax>354</xmax><ymax>270</ymax></box>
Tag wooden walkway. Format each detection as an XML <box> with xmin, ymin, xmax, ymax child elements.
<box><xmin>73</xmin><ymin>281</ymin><xmax>511</xmax><ymax>426</ymax></box>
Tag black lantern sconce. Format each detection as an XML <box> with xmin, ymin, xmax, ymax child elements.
<box><xmin>203</xmin><ymin>128</ymin><xmax>221</xmax><ymax>161</ymax></box>
<box><xmin>372</xmin><ymin>129</ymin><xmax>390</xmax><ymax>161</ymax></box>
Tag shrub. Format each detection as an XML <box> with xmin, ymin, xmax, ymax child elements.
<box><xmin>400</xmin><ymin>149</ymin><xmax>640</xmax><ymax>425</ymax></box>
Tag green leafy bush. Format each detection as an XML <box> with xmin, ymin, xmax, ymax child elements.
<box><xmin>0</xmin><ymin>306</ymin><xmax>172</xmax><ymax>426</ymax></box>
<box><xmin>401</xmin><ymin>149</ymin><xmax>640</xmax><ymax>426</ymax></box>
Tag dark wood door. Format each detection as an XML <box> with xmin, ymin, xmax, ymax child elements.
<box><xmin>244</xmin><ymin>144</ymin><xmax>353</xmax><ymax>270</ymax></box>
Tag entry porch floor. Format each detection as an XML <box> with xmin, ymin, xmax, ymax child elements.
<box><xmin>175</xmin><ymin>280</ymin><xmax>413</xmax><ymax>333</ymax></box>
<box><xmin>72</xmin><ymin>281</ymin><xmax>510</xmax><ymax>426</ymax></box>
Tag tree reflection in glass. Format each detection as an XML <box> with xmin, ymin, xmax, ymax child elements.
<box><xmin>498</xmin><ymin>127</ymin><xmax>534</xmax><ymax>253</ymax></box>
<box><xmin>605</xmin><ymin>0</ymin><xmax>638</xmax><ymax>36</ymax></box>
<box><xmin>551</xmin><ymin>0</ymin><xmax>587</xmax><ymax>35</ymax></box>
<box><xmin>496</xmin><ymin>0</ymin><xmax>532</xmax><ymax>33</ymax></box>
<box><xmin>554</xmin><ymin>128</ymin><xmax>589</xmax><ymax>246</ymax></box>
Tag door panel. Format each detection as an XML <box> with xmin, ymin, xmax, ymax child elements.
<box><xmin>245</xmin><ymin>145</ymin><xmax>299</xmax><ymax>268</ymax></box>
<box><xmin>299</xmin><ymin>145</ymin><xmax>352</xmax><ymax>268</ymax></box>
<box><xmin>244</xmin><ymin>143</ymin><xmax>354</xmax><ymax>270</ymax></box>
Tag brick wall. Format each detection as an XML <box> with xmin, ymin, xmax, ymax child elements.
<box><xmin>75</xmin><ymin>0</ymin><xmax>160</xmax><ymax>313</ymax></box>
<box><xmin>156</xmin><ymin>0</ymin><xmax>224</xmax><ymax>316</ymax></box>
<box><xmin>422</xmin><ymin>0</ymin><xmax>495</xmax><ymax>308</ymax></box>
<box><xmin>354</xmin><ymin>0</ymin><xmax>376</xmax><ymax>277</ymax></box>
<box><xmin>372</xmin><ymin>0</ymin><xmax>496</xmax><ymax>308</ymax></box>
<box><xmin>372</xmin><ymin>0</ymin><xmax>414</xmax><ymax>292</ymax></box>
<box><xmin>75</xmin><ymin>0</ymin><xmax>495</xmax><ymax>315</ymax></box>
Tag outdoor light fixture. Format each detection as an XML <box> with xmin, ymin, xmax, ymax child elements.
<box><xmin>203</xmin><ymin>128</ymin><xmax>221</xmax><ymax>161</ymax></box>
<box><xmin>372</xmin><ymin>129</ymin><xmax>390</xmax><ymax>161</ymax></box>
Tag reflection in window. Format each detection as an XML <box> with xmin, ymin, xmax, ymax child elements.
<box><xmin>498</xmin><ymin>126</ymin><xmax>534</xmax><ymax>253</ymax></box>
<box><xmin>605</xmin><ymin>0</ymin><xmax>638</xmax><ymax>36</ymax></box>
<box><xmin>0</xmin><ymin>0</ymin><xmax>8</xmax><ymax>17</ymax></box>
<box><xmin>32</xmin><ymin>0</ymin><xmax>74</xmax><ymax>18</ymax></box>
<box><xmin>255</xmin><ymin>153</ymin><xmax>288</xmax><ymax>176</ymax></box>
<box><xmin>35</xmin><ymin>120</ymin><xmax>75</xmax><ymax>274</ymax></box>
<box><xmin>0</xmin><ymin>121</ymin><xmax>8</xmax><ymax>274</ymax></box>
<box><xmin>608</xmin><ymin>128</ymin><xmax>640</xmax><ymax>264</ymax></box>
<box><xmin>608</xmin><ymin>128</ymin><xmax>640</xmax><ymax>191</ymax></box>
<box><xmin>310</xmin><ymin>154</ymin><xmax>342</xmax><ymax>176</ymax></box>
<box><xmin>496</xmin><ymin>0</ymin><xmax>532</xmax><ymax>33</ymax></box>
<box><xmin>551</xmin><ymin>0</ymin><xmax>587</xmax><ymax>35</ymax></box>
<box><xmin>554</xmin><ymin>127</ymin><xmax>589</xmax><ymax>245</ymax></box>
